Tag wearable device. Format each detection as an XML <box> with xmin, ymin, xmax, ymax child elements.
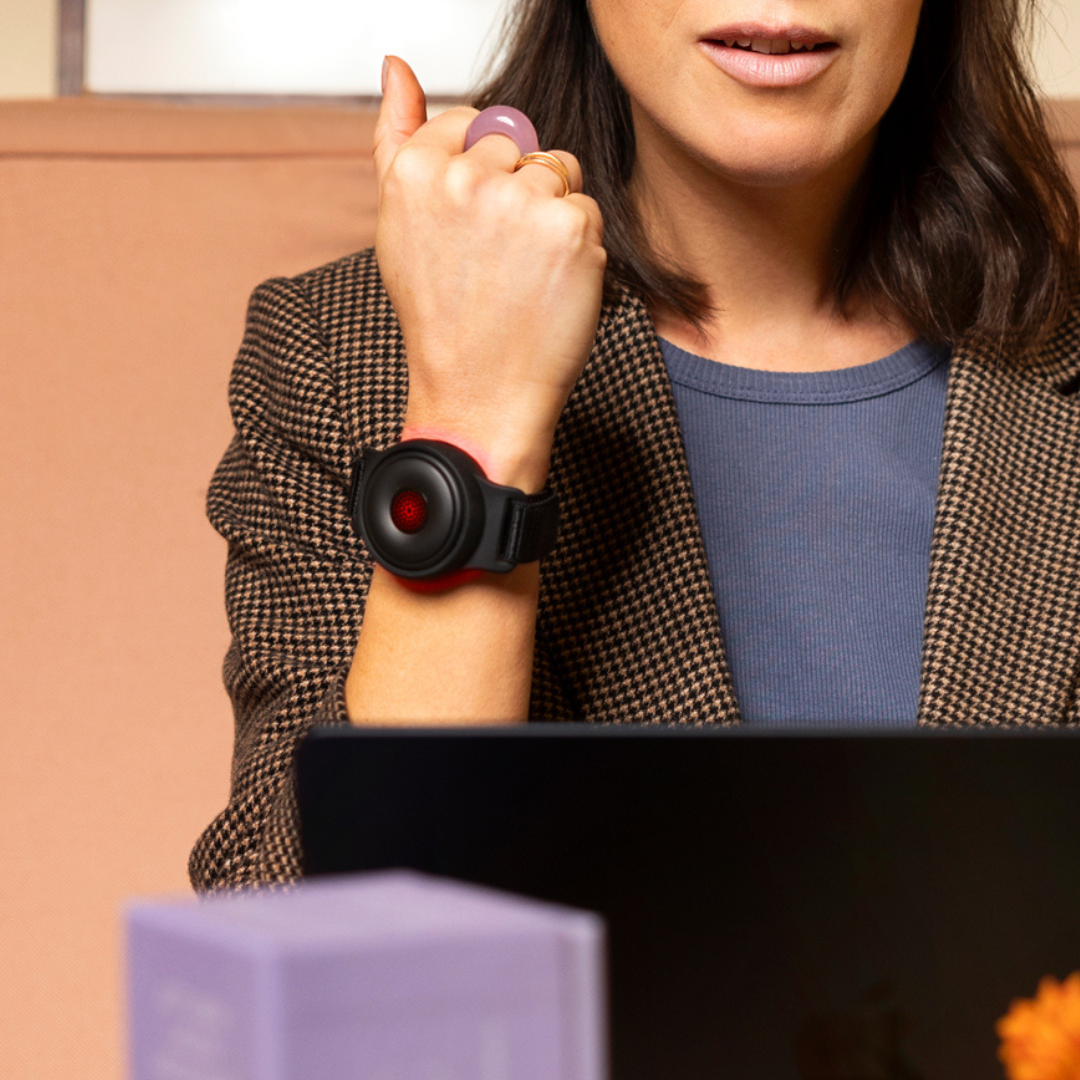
<box><xmin>349</xmin><ymin>440</ymin><xmax>559</xmax><ymax>581</ymax></box>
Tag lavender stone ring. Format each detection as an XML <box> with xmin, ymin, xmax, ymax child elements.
<box><xmin>464</xmin><ymin>106</ymin><xmax>540</xmax><ymax>157</ymax></box>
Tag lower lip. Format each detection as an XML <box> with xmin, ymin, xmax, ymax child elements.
<box><xmin>699</xmin><ymin>41</ymin><xmax>839</xmax><ymax>88</ymax></box>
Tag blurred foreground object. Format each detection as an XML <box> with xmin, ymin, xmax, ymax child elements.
<box><xmin>126</xmin><ymin>872</ymin><xmax>607</xmax><ymax>1080</ymax></box>
<box><xmin>997</xmin><ymin>972</ymin><xmax>1080</xmax><ymax>1080</ymax></box>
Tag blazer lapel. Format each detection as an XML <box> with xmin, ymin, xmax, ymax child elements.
<box><xmin>919</xmin><ymin>314</ymin><xmax>1080</xmax><ymax>724</ymax></box>
<box><xmin>542</xmin><ymin>287</ymin><xmax>740</xmax><ymax>723</ymax></box>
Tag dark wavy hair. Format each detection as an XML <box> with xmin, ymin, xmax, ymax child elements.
<box><xmin>473</xmin><ymin>0</ymin><xmax>1080</xmax><ymax>353</ymax></box>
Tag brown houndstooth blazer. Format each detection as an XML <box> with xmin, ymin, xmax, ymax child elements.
<box><xmin>189</xmin><ymin>247</ymin><xmax>1080</xmax><ymax>890</ymax></box>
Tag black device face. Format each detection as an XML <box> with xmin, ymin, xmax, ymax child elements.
<box><xmin>357</xmin><ymin>443</ymin><xmax>485</xmax><ymax>576</ymax></box>
<box><xmin>297</xmin><ymin>727</ymin><xmax>1080</xmax><ymax>1080</ymax></box>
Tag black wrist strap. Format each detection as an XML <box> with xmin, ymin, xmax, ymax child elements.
<box><xmin>500</xmin><ymin>489</ymin><xmax>560</xmax><ymax>565</ymax></box>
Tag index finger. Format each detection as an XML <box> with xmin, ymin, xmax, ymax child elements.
<box><xmin>392</xmin><ymin>105</ymin><xmax>481</xmax><ymax>159</ymax></box>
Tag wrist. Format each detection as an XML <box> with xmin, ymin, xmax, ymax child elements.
<box><xmin>399</xmin><ymin>420</ymin><xmax>553</xmax><ymax>493</ymax></box>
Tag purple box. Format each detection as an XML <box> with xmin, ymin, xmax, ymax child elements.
<box><xmin>126</xmin><ymin>871</ymin><xmax>607</xmax><ymax>1080</ymax></box>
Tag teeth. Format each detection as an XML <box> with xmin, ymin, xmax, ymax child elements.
<box><xmin>723</xmin><ymin>37</ymin><xmax>825</xmax><ymax>53</ymax></box>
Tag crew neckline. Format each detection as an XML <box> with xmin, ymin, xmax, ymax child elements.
<box><xmin>659</xmin><ymin>336</ymin><xmax>951</xmax><ymax>405</ymax></box>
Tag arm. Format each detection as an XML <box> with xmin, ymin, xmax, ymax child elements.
<box><xmin>344</xmin><ymin>58</ymin><xmax>605</xmax><ymax>724</ymax></box>
<box><xmin>192</xmin><ymin>57</ymin><xmax>603</xmax><ymax>888</ymax></box>
<box><xmin>190</xmin><ymin>270</ymin><xmax>573</xmax><ymax>890</ymax></box>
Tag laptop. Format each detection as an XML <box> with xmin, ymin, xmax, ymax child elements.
<box><xmin>297</xmin><ymin>725</ymin><xmax>1080</xmax><ymax>1080</ymax></box>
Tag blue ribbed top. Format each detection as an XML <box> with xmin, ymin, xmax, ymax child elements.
<box><xmin>660</xmin><ymin>336</ymin><xmax>951</xmax><ymax>726</ymax></box>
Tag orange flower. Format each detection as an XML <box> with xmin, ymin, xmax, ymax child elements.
<box><xmin>997</xmin><ymin>973</ymin><xmax>1080</xmax><ymax>1080</ymax></box>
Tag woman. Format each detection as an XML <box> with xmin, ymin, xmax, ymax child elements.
<box><xmin>191</xmin><ymin>0</ymin><xmax>1080</xmax><ymax>889</ymax></box>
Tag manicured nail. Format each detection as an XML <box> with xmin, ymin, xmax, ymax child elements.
<box><xmin>381</xmin><ymin>56</ymin><xmax>390</xmax><ymax>94</ymax></box>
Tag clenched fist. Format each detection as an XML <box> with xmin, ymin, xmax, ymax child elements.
<box><xmin>373</xmin><ymin>56</ymin><xmax>607</xmax><ymax>492</ymax></box>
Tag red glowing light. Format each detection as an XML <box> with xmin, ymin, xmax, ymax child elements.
<box><xmin>390</xmin><ymin>489</ymin><xmax>427</xmax><ymax>533</ymax></box>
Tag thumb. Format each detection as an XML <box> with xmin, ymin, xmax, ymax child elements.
<box><xmin>373</xmin><ymin>56</ymin><xmax>428</xmax><ymax>185</ymax></box>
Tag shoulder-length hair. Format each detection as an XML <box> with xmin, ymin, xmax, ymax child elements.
<box><xmin>473</xmin><ymin>0</ymin><xmax>1080</xmax><ymax>354</ymax></box>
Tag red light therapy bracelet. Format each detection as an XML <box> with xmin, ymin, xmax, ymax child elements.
<box><xmin>348</xmin><ymin>440</ymin><xmax>559</xmax><ymax>585</ymax></box>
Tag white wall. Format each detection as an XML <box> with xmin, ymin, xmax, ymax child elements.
<box><xmin>3</xmin><ymin>0</ymin><xmax>1080</xmax><ymax>100</ymax></box>
<box><xmin>0</xmin><ymin>0</ymin><xmax>57</xmax><ymax>97</ymax></box>
<box><xmin>84</xmin><ymin>0</ymin><xmax>508</xmax><ymax>96</ymax></box>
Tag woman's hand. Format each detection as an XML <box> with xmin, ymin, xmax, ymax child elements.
<box><xmin>373</xmin><ymin>57</ymin><xmax>607</xmax><ymax>492</ymax></box>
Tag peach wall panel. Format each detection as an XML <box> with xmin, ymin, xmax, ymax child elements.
<box><xmin>0</xmin><ymin>98</ymin><xmax>377</xmax><ymax>1080</ymax></box>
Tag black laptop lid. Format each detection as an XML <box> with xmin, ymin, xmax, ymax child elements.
<box><xmin>297</xmin><ymin>726</ymin><xmax>1080</xmax><ymax>1080</ymax></box>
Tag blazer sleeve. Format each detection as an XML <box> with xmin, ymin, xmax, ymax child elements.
<box><xmin>189</xmin><ymin>264</ymin><xmax>576</xmax><ymax>890</ymax></box>
<box><xmin>189</xmin><ymin>274</ymin><xmax>366</xmax><ymax>891</ymax></box>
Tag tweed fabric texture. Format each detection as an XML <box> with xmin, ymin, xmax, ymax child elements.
<box><xmin>190</xmin><ymin>248</ymin><xmax>1080</xmax><ymax>891</ymax></box>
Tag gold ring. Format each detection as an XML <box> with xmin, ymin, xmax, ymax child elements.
<box><xmin>513</xmin><ymin>152</ymin><xmax>572</xmax><ymax>197</ymax></box>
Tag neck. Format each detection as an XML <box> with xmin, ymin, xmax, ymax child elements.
<box><xmin>630</xmin><ymin>108</ymin><xmax>910</xmax><ymax>371</ymax></box>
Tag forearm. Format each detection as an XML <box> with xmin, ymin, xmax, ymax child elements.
<box><xmin>345</xmin><ymin>562</ymin><xmax>539</xmax><ymax>724</ymax></box>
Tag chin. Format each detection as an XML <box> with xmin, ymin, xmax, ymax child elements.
<box><xmin>705</xmin><ymin>149</ymin><xmax>835</xmax><ymax>189</ymax></box>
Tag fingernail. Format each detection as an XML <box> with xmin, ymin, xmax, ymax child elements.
<box><xmin>381</xmin><ymin>56</ymin><xmax>390</xmax><ymax>94</ymax></box>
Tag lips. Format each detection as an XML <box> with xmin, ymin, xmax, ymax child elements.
<box><xmin>700</xmin><ymin>25</ymin><xmax>839</xmax><ymax>88</ymax></box>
